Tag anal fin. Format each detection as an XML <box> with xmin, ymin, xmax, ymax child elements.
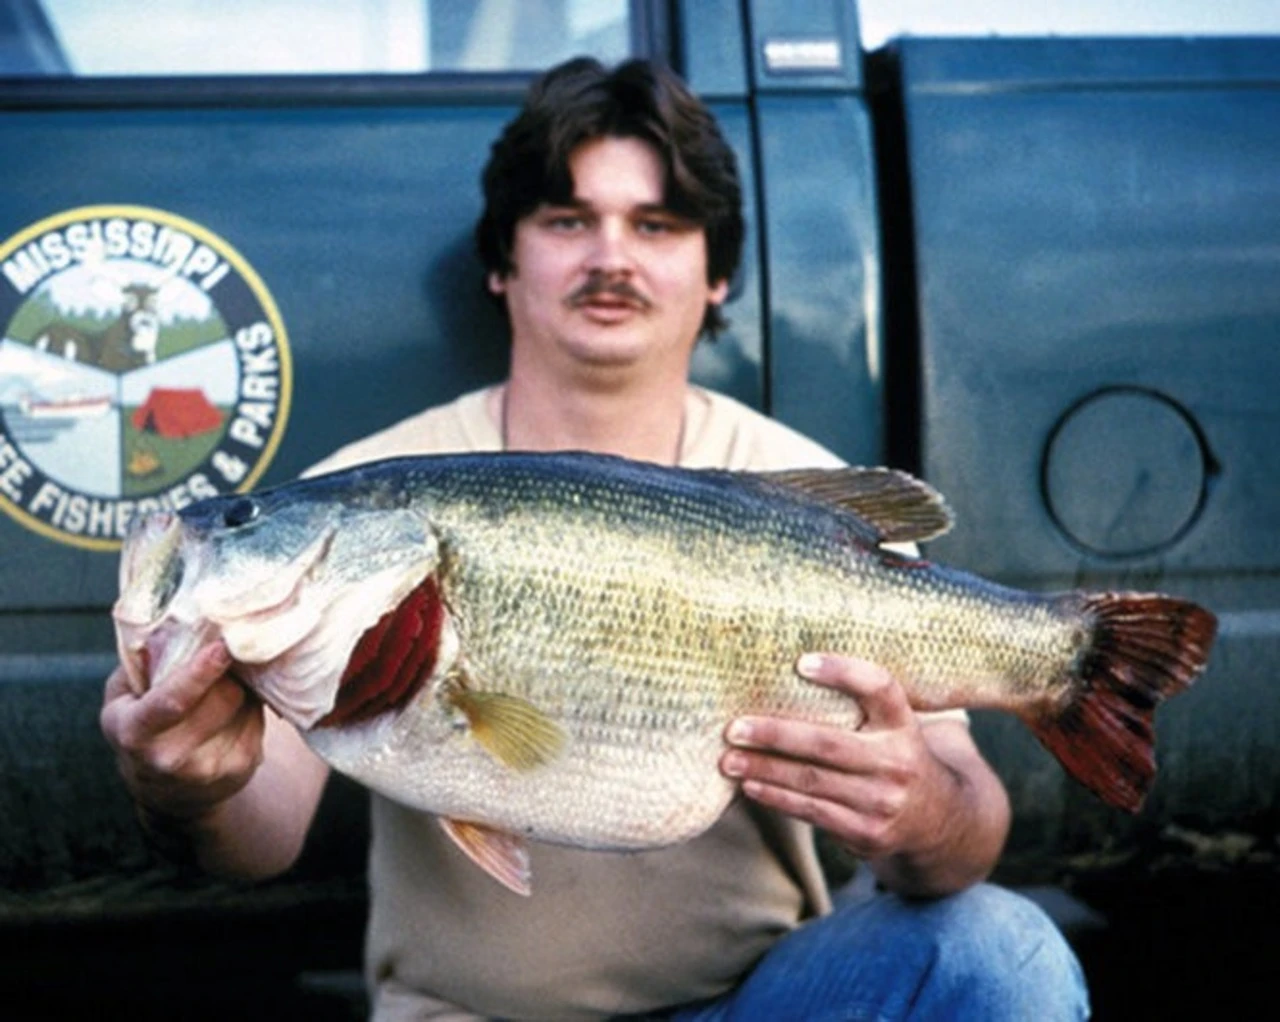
<box><xmin>439</xmin><ymin>817</ymin><xmax>532</xmax><ymax>896</ymax></box>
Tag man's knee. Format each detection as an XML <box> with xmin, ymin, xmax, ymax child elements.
<box><xmin>711</xmin><ymin>883</ymin><xmax>1087</xmax><ymax>1020</ymax></box>
<box><xmin>892</xmin><ymin>883</ymin><xmax>1089</xmax><ymax>1018</ymax></box>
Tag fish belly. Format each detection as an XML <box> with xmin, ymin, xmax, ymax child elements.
<box><xmin>306</xmin><ymin>695</ymin><xmax>742</xmax><ymax>849</ymax></box>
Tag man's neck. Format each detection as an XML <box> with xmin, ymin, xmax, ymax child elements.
<box><xmin>495</xmin><ymin>368</ymin><xmax>691</xmax><ymax>465</ymax></box>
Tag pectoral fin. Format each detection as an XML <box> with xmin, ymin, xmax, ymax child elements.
<box><xmin>439</xmin><ymin>817</ymin><xmax>532</xmax><ymax>896</ymax></box>
<box><xmin>446</xmin><ymin>685</ymin><xmax>566</xmax><ymax>771</ymax></box>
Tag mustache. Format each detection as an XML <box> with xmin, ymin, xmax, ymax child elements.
<box><xmin>567</xmin><ymin>272</ymin><xmax>653</xmax><ymax>311</ymax></box>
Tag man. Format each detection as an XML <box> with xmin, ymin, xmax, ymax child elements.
<box><xmin>101</xmin><ymin>58</ymin><xmax>1088</xmax><ymax>1019</ymax></box>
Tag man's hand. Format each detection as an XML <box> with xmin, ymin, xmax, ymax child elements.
<box><xmin>719</xmin><ymin>654</ymin><xmax>949</xmax><ymax>858</ymax></box>
<box><xmin>100</xmin><ymin>640</ymin><xmax>266</xmax><ymax>825</ymax></box>
<box><xmin>720</xmin><ymin>653</ymin><xmax>1010</xmax><ymax>897</ymax></box>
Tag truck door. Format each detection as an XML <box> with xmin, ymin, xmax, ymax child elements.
<box><xmin>0</xmin><ymin>0</ymin><xmax>773</xmax><ymax>980</ymax></box>
<box><xmin>886</xmin><ymin>36</ymin><xmax>1280</xmax><ymax>861</ymax></box>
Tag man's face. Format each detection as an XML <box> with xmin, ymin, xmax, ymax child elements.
<box><xmin>490</xmin><ymin>135</ymin><xmax>729</xmax><ymax>379</ymax></box>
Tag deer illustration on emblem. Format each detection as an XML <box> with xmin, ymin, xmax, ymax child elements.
<box><xmin>34</xmin><ymin>279</ymin><xmax>163</xmax><ymax>371</ymax></box>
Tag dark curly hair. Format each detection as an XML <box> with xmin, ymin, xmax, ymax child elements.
<box><xmin>476</xmin><ymin>57</ymin><xmax>744</xmax><ymax>338</ymax></box>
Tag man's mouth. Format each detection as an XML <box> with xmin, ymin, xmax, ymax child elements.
<box><xmin>567</xmin><ymin>274</ymin><xmax>653</xmax><ymax>316</ymax></box>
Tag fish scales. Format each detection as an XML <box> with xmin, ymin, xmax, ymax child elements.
<box><xmin>115</xmin><ymin>450</ymin><xmax>1217</xmax><ymax>891</ymax></box>
<box><xmin>397</xmin><ymin>462</ymin><xmax>859</xmax><ymax>846</ymax></box>
<box><xmin>306</xmin><ymin>456</ymin><xmax>1072</xmax><ymax>847</ymax></box>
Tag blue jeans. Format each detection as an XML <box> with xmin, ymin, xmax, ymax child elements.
<box><xmin>659</xmin><ymin>883</ymin><xmax>1089</xmax><ymax>1021</ymax></box>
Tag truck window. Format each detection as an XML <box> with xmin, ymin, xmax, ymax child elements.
<box><xmin>3</xmin><ymin>0</ymin><xmax>631</xmax><ymax>76</ymax></box>
<box><xmin>859</xmin><ymin>0</ymin><xmax>1280</xmax><ymax>47</ymax></box>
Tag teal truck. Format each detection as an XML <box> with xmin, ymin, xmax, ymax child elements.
<box><xmin>1</xmin><ymin>1</ymin><xmax>1276</xmax><ymax>1016</ymax></box>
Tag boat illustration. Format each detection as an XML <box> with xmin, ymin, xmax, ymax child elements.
<box><xmin>17</xmin><ymin>394</ymin><xmax>113</xmax><ymax>419</ymax></box>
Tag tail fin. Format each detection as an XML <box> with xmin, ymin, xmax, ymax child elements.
<box><xmin>1025</xmin><ymin>593</ymin><xmax>1217</xmax><ymax>813</ymax></box>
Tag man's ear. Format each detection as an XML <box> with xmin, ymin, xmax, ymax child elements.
<box><xmin>709</xmin><ymin>279</ymin><xmax>729</xmax><ymax>305</ymax></box>
<box><xmin>488</xmin><ymin>271</ymin><xmax>507</xmax><ymax>295</ymax></box>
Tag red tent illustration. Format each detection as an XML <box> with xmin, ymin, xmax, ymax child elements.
<box><xmin>132</xmin><ymin>387</ymin><xmax>223</xmax><ymax>438</ymax></box>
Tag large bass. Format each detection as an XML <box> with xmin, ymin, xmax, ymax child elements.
<box><xmin>114</xmin><ymin>452</ymin><xmax>1216</xmax><ymax>893</ymax></box>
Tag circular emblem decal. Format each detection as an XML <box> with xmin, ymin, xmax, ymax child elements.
<box><xmin>0</xmin><ymin>205</ymin><xmax>291</xmax><ymax>551</ymax></box>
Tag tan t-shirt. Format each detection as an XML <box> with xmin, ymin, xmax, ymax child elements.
<box><xmin>309</xmin><ymin>385</ymin><xmax>960</xmax><ymax>1021</ymax></box>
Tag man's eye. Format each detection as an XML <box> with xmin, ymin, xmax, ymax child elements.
<box><xmin>636</xmin><ymin>218</ymin><xmax>672</xmax><ymax>236</ymax></box>
<box><xmin>546</xmin><ymin>214</ymin><xmax>585</xmax><ymax>232</ymax></box>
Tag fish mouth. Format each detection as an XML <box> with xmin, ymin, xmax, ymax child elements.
<box><xmin>113</xmin><ymin>502</ymin><xmax>446</xmax><ymax>732</ymax></box>
<box><xmin>113</xmin><ymin>511</ymin><xmax>200</xmax><ymax>695</ymax></box>
<box><xmin>113</xmin><ymin>518</ymin><xmax>338</xmax><ymax>698</ymax></box>
<box><xmin>316</xmin><ymin>574</ymin><xmax>447</xmax><ymax>729</ymax></box>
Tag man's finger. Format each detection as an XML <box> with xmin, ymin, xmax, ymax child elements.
<box><xmin>735</xmin><ymin>779</ymin><xmax>890</xmax><ymax>854</ymax></box>
<box><xmin>126</xmin><ymin>641</ymin><xmax>233</xmax><ymax>733</ymax></box>
<box><xmin>724</xmin><ymin>716</ymin><xmax>867</xmax><ymax>773</ymax></box>
<box><xmin>179</xmin><ymin>675</ymin><xmax>262</xmax><ymax>751</ymax></box>
<box><xmin>721</xmin><ymin>745</ymin><xmax>890</xmax><ymax>809</ymax></box>
<box><xmin>172</xmin><ymin>695</ymin><xmax>266</xmax><ymax>793</ymax></box>
<box><xmin>103</xmin><ymin>663</ymin><xmax>134</xmax><ymax>702</ymax></box>
<box><xmin>797</xmin><ymin>653</ymin><xmax>913</xmax><ymax>731</ymax></box>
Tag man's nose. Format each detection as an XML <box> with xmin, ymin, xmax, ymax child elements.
<box><xmin>586</xmin><ymin>218</ymin><xmax>634</xmax><ymax>273</ymax></box>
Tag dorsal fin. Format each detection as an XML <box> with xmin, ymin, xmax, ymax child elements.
<box><xmin>749</xmin><ymin>466</ymin><xmax>954</xmax><ymax>544</ymax></box>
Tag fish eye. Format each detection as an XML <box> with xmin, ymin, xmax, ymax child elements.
<box><xmin>223</xmin><ymin>497</ymin><xmax>260</xmax><ymax>529</ymax></box>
